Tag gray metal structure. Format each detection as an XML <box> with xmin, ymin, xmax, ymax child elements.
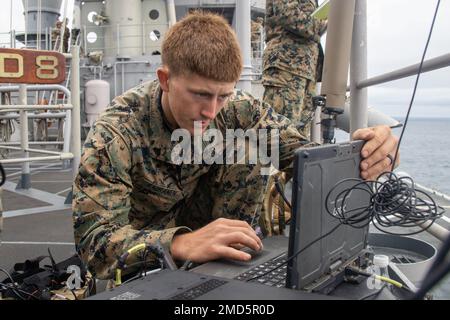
<box><xmin>77</xmin><ymin>0</ymin><xmax>264</xmax><ymax>130</ymax></box>
<box><xmin>17</xmin><ymin>0</ymin><xmax>63</xmax><ymax>49</ymax></box>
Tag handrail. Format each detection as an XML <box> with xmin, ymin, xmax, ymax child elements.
<box><xmin>0</xmin><ymin>84</ymin><xmax>71</xmax><ymax>101</ymax></box>
<box><xmin>113</xmin><ymin>60</ymin><xmax>151</xmax><ymax>97</ymax></box>
<box><xmin>0</xmin><ymin>104</ymin><xmax>72</xmax><ymax>112</ymax></box>
<box><xmin>357</xmin><ymin>53</ymin><xmax>450</xmax><ymax>89</ymax></box>
<box><xmin>347</xmin><ymin>0</ymin><xmax>448</xmax><ymax>246</ymax></box>
<box><xmin>0</xmin><ymin>47</ymin><xmax>80</xmax><ymax>189</ymax></box>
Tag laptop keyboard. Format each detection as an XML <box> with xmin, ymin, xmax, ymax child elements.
<box><xmin>234</xmin><ymin>253</ymin><xmax>288</xmax><ymax>288</ymax></box>
<box><xmin>169</xmin><ymin>279</ymin><xmax>228</xmax><ymax>300</ymax></box>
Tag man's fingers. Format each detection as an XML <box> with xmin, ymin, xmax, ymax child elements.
<box><xmin>226</xmin><ymin>226</ymin><xmax>263</xmax><ymax>249</ymax></box>
<box><xmin>361</xmin><ymin>156</ymin><xmax>393</xmax><ymax>180</ymax></box>
<box><xmin>352</xmin><ymin>127</ymin><xmax>375</xmax><ymax>143</ymax></box>
<box><xmin>360</xmin><ymin>135</ymin><xmax>398</xmax><ymax>171</ymax></box>
<box><xmin>359</xmin><ymin>126</ymin><xmax>391</xmax><ymax>159</ymax></box>
<box><xmin>222</xmin><ymin>232</ymin><xmax>261</xmax><ymax>252</ymax></box>
<box><xmin>215</xmin><ymin>246</ymin><xmax>252</xmax><ymax>261</ymax></box>
<box><xmin>214</xmin><ymin>218</ymin><xmax>263</xmax><ymax>248</ymax></box>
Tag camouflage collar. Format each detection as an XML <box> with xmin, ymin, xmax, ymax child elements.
<box><xmin>147</xmin><ymin>81</ymin><xmax>179</xmax><ymax>163</ymax></box>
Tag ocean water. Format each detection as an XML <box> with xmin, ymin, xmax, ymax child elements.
<box><xmin>392</xmin><ymin>118</ymin><xmax>450</xmax><ymax>195</ymax></box>
<box><xmin>337</xmin><ymin>117</ymin><xmax>450</xmax><ymax>195</ymax></box>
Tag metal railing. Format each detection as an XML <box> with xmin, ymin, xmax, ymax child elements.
<box><xmin>0</xmin><ymin>28</ymin><xmax>59</xmax><ymax>52</ymax></box>
<box><xmin>349</xmin><ymin>1</ymin><xmax>450</xmax><ymax>134</ymax></box>
<box><xmin>0</xmin><ymin>48</ymin><xmax>81</xmax><ymax>190</ymax></box>
<box><xmin>0</xmin><ymin>84</ymin><xmax>73</xmax><ymax>188</ymax></box>
<box><xmin>113</xmin><ymin>60</ymin><xmax>151</xmax><ymax>97</ymax></box>
<box><xmin>347</xmin><ymin>0</ymin><xmax>450</xmax><ymax>244</ymax></box>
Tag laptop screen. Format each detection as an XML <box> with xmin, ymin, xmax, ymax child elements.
<box><xmin>287</xmin><ymin>140</ymin><xmax>371</xmax><ymax>292</ymax></box>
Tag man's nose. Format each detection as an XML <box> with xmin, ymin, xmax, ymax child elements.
<box><xmin>201</xmin><ymin>98</ymin><xmax>218</xmax><ymax>120</ymax></box>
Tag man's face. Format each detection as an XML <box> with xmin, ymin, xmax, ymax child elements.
<box><xmin>160</xmin><ymin>71</ymin><xmax>236</xmax><ymax>135</ymax></box>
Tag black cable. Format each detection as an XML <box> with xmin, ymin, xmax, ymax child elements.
<box><xmin>274</xmin><ymin>176</ymin><xmax>292</xmax><ymax>210</ymax></box>
<box><xmin>248</xmin><ymin>172</ymin><xmax>444</xmax><ymax>283</ymax></box>
<box><xmin>346</xmin><ymin>266</ymin><xmax>414</xmax><ymax>293</ymax></box>
<box><xmin>391</xmin><ymin>0</ymin><xmax>441</xmax><ymax>171</ymax></box>
<box><xmin>0</xmin><ymin>162</ymin><xmax>5</xmax><ymax>187</ymax></box>
<box><xmin>246</xmin><ymin>222</ymin><xmax>342</xmax><ymax>283</ymax></box>
<box><xmin>71</xmin><ymin>289</ymin><xmax>79</xmax><ymax>300</ymax></box>
<box><xmin>0</xmin><ymin>267</ymin><xmax>15</xmax><ymax>284</ymax></box>
<box><xmin>0</xmin><ymin>268</ymin><xmax>39</xmax><ymax>300</ymax></box>
<box><xmin>325</xmin><ymin>173</ymin><xmax>444</xmax><ymax>236</ymax></box>
<box><xmin>0</xmin><ymin>283</ymin><xmax>28</xmax><ymax>300</ymax></box>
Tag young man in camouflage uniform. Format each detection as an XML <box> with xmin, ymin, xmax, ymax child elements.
<box><xmin>263</xmin><ymin>0</ymin><xmax>326</xmax><ymax>137</ymax></box>
<box><xmin>73</xmin><ymin>12</ymin><xmax>399</xmax><ymax>280</ymax></box>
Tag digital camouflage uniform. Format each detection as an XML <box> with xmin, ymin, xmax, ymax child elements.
<box><xmin>251</xmin><ymin>18</ymin><xmax>264</xmax><ymax>59</ymax></box>
<box><xmin>73</xmin><ymin>80</ymin><xmax>312</xmax><ymax>280</ymax></box>
<box><xmin>261</xmin><ymin>0</ymin><xmax>326</xmax><ymax>236</ymax></box>
<box><xmin>262</xmin><ymin>0</ymin><xmax>326</xmax><ymax>137</ymax></box>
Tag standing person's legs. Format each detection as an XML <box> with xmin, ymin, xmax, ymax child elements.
<box><xmin>260</xmin><ymin>75</ymin><xmax>315</xmax><ymax>236</ymax></box>
<box><xmin>297</xmin><ymin>79</ymin><xmax>317</xmax><ymax>139</ymax></box>
<box><xmin>262</xmin><ymin>81</ymin><xmax>309</xmax><ymax>132</ymax></box>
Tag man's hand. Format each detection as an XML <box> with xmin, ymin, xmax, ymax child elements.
<box><xmin>170</xmin><ymin>218</ymin><xmax>263</xmax><ymax>263</ymax></box>
<box><xmin>352</xmin><ymin>125</ymin><xmax>400</xmax><ymax>180</ymax></box>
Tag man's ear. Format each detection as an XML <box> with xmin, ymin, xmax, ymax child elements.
<box><xmin>157</xmin><ymin>67</ymin><xmax>170</xmax><ymax>92</ymax></box>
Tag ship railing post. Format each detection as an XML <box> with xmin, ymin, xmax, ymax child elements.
<box><xmin>236</xmin><ymin>0</ymin><xmax>252</xmax><ymax>93</ymax></box>
<box><xmin>17</xmin><ymin>84</ymin><xmax>31</xmax><ymax>189</ymax></box>
<box><xmin>117</xmin><ymin>24</ymin><xmax>121</xmax><ymax>57</ymax></box>
<box><xmin>45</xmin><ymin>27</ymin><xmax>48</xmax><ymax>51</ymax></box>
<box><xmin>83</xmin><ymin>25</ymin><xmax>87</xmax><ymax>54</ymax></box>
<box><xmin>70</xmin><ymin>46</ymin><xmax>81</xmax><ymax>194</ymax></box>
<box><xmin>350</xmin><ymin>0</ymin><xmax>368</xmax><ymax>135</ymax></box>
<box><xmin>142</xmin><ymin>22</ymin><xmax>146</xmax><ymax>55</ymax></box>
<box><xmin>167</xmin><ymin>0</ymin><xmax>177</xmax><ymax>27</ymax></box>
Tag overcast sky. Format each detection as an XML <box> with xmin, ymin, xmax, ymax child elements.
<box><xmin>0</xmin><ymin>0</ymin><xmax>449</xmax><ymax>118</ymax></box>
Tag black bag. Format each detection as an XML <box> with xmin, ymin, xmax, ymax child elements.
<box><xmin>0</xmin><ymin>250</ymin><xmax>93</xmax><ymax>300</ymax></box>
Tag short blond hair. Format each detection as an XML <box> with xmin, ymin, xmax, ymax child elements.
<box><xmin>162</xmin><ymin>11</ymin><xmax>243</xmax><ymax>82</ymax></box>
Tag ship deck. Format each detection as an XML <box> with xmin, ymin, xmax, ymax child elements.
<box><xmin>1</xmin><ymin>152</ymin><xmax>449</xmax><ymax>298</ymax></box>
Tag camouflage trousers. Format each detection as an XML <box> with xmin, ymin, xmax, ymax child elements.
<box><xmin>261</xmin><ymin>73</ymin><xmax>316</xmax><ymax>236</ymax></box>
<box><xmin>263</xmin><ymin>76</ymin><xmax>316</xmax><ymax>139</ymax></box>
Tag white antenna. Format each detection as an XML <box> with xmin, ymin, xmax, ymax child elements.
<box><xmin>10</xmin><ymin>0</ymin><xmax>13</xmax><ymax>47</ymax></box>
<box><xmin>25</xmin><ymin>0</ymin><xmax>28</xmax><ymax>46</ymax></box>
<box><xmin>62</xmin><ymin>0</ymin><xmax>69</xmax><ymax>20</ymax></box>
<box><xmin>37</xmin><ymin>0</ymin><xmax>42</xmax><ymax>49</ymax></box>
<box><xmin>10</xmin><ymin>0</ymin><xmax>13</xmax><ymax>33</ymax></box>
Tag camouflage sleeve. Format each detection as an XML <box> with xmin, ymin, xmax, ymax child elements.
<box><xmin>225</xmin><ymin>91</ymin><xmax>317</xmax><ymax>173</ymax></box>
<box><xmin>73</xmin><ymin>121</ymin><xmax>190</xmax><ymax>280</ymax></box>
<box><xmin>268</xmin><ymin>0</ymin><xmax>322</xmax><ymax>42</ymax></box>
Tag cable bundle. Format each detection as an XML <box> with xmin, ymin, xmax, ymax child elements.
<box><xmin>325</xmin><ymin>172</ymin><xmax>445</xmax><ymax>236</ymax></box>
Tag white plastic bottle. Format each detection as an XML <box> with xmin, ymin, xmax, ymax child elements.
<box><xmin>373</xmin><ymin>254</ymin><xmax>390</xmax><ymax>279</ymax></box>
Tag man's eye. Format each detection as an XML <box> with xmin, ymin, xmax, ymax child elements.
<box><xmin>196</xmin><ymin>93</ymin><xmax>209</xmax><ymax>98</ymax></box>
